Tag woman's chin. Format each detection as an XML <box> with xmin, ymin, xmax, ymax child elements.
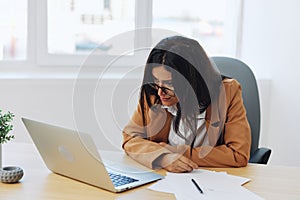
<box><xmin>161</xmin><ymin>101</ymin><xmax>176</xmax><ymax>106</ymax></box>
<box><xmin>160</xmin><ymin>97</ymin><xmax>178</xmax><ymax>106</ymax></box>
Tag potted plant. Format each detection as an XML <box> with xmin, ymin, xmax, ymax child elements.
<box><xmin>0</xmin><ymin>109</ymin><xmax>15</xmax><ymax>168</ymax></box>
<box><xmin>0</xmin><ymin>110</ymin><xmax>23</xmax><ymax>184</ymax></box>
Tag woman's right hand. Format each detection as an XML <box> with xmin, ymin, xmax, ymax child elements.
<box><xmin>156</xmin><ymin>153</ymin><xmax>198</xmax><ymax>173</ymax></box>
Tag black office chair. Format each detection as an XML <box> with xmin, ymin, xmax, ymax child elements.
<box><xmin>211</xmin><ymin>56</ymin><xmax>271</xmax><ymax>164</ymax></box>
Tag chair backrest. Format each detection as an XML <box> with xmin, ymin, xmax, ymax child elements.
<box><xmin>211</xmin><ymin>56</ymin><xmax>260</xmax><ymax>157</ymax></box>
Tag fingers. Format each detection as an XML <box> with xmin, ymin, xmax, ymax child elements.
<box><xmin>161</xmin><ymin>154</ymin><xmax>198</xmax><ymax>173</ymax></box>
<box><xmin>165</xmin><ymin>161</ymin><xmax>193</xmax><ymax>173</ymax></box>
<box><xmin>166</xmin><ymin>165</ymin><xmax>188</xmax><ymax>173</ymax></box>
<box><xmin>176</xmin><ymin>160</ymin><xmax>193</xmax><ymax>172</ymax></box>
<box><xmin>173</xmin><ymin>157</ymin><xmax>197</xmax><ymax>172</ymax></box>
<box><xmin>178</xmin><ymin>156</ymin><xmax>198</xmax><ymax>169</ymax></box>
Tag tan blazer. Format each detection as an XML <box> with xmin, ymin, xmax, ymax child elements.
<box><xmin>122</xmin><ymin>79</ymin><xmax>251</xmax><ymax>168</ymax></box>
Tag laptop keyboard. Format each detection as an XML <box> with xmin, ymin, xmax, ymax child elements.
<box><xmin>108</xmin><ymin>172</ymin><xmax>138</xmax><ymax>187</ymax></box>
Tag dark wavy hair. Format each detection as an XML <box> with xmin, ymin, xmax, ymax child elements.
<box><xmin>140</xmin><ymin>36</ymin><xmax>224</xmax><ymax>149</ymax></box>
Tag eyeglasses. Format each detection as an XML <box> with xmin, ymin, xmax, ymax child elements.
<box><xmin>148</xmin><ymin>83</ymin><xmax>176</xmax><ymax>97</ymax></box>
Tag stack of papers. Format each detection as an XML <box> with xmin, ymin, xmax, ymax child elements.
<box><xmin>148</xmin><ymin>169</ymin><xmax>263</xmax><ymax>200</ymax></box>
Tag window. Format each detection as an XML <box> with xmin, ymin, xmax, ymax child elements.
<box><xmin>0</xmin><ymin>0</ymin><xmax>242</xmax><ymax>68</ymax></box>
<box><xmin>47</xmin><ymin>0</ymin><xmax>135</xmax><ymax>55</ymax></box>
<box><xmin>153</xmin><ymin>0</ymin><xmax>230</xmax><ymax>55</ymax></box>
<box><xmin>0</xmin><ymin>0</ymin><xmax>27</xmax><ymax>60</ymax></box>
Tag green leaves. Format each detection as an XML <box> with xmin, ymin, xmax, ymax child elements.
<box><xmin>0</xmin><ymin>109</ymin><xmax>15</xmax><ymax>144</ymax></box>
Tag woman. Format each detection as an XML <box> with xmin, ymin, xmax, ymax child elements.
<box><xmin>122</xmin><ymin>36</ymin><xmax>251</xmax><ymax>173</ymax></box>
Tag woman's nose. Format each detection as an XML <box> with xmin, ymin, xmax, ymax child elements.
<box><xmin>157</xmin><ymin>87</ymin><xmax>165</xmax><ymax>96</ymax></box>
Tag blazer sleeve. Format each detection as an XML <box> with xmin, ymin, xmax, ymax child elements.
<box><xmin>122</xmin><ymin>103</ymin><xmax>172</xmax><ymax>169</ymax></box>
<box><xmin>183</xmin><ymin>80</ymin><xmax>251</xmax><ymax>167</ymax></box>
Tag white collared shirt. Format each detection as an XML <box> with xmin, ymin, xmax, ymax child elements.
<box><xmin>162</xmin><ymin>105</ymin><xmax>208</xmax><ymax>147</ymax></box>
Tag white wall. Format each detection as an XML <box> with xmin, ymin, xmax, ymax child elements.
<box><xmin>0</xmin><ymin>76</ymin><xmax>141</xmax><ymax>150</ymax></box>
<box><xmin>0</xmin><ymin>77</ymin><xmax>142</xmax><ymax>152</ymax></box>
<box><xmin>241</xmin><ymin>0</ymin><xmax>300</xmax><ymax>166</ymax></box>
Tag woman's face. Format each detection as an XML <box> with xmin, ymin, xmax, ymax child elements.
<box><xmin>152</xmin><ymin>66</ymin><xmax>179</xmax><ymax>106</ymax></box>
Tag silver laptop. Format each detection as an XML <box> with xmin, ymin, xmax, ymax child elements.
<box><xmin>22</xmin><ymin>118</ymin><xmax>163</xmax><ymax>193</ymax></box>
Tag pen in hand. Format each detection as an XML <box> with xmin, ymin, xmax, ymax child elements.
<box><xmin>191</xmin><ymin>178</ymin><xmax>204</xmax><ymax>194</ymax></box>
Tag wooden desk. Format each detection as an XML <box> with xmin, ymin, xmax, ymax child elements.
<box><xmin>1</xmin><ymin>143</ymin><xmax>300</xmax><ymax>200</ymax></box>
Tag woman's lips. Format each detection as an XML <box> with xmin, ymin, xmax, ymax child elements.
<box><xmin>160</xmin><ymin>97</ymin><xmax>171</xmax><ymax>101</ymax></box>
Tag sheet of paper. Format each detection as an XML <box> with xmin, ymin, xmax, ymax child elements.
<box><xmin>148</xmin><ymin>169</ymin><xmax>263</xmax><ymax>200</ymax></box>
<box><xmin>188</xmin><ymin>169</ymin><xmax>251</xmax><ymax>188</ymax></box>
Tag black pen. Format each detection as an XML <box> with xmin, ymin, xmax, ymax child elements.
<box><xmin>191</xmin><ymin>178</ymin><xmax>204</xmax><ymax>194</ymax></box>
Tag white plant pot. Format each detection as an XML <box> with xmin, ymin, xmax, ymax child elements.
<box><xmin>0</xmin><ymin>166</ymin><xmax>24</xmax><ymax>183</ymax></box>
